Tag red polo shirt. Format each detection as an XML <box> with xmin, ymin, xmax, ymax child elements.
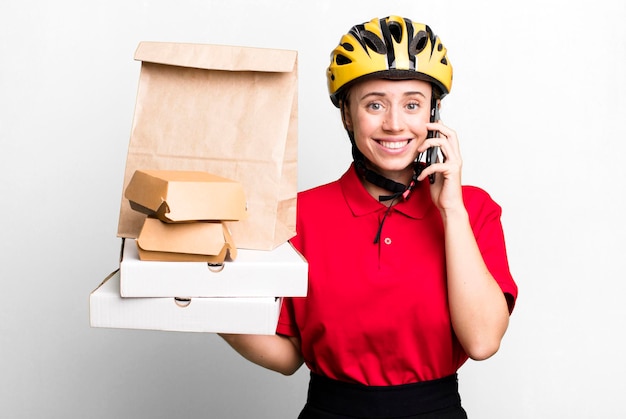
<box><xmin>277</xmin><ymin>165</ymin><xmax>517</xmax><ymax>386</ymax></box>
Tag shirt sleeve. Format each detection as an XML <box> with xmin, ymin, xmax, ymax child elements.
<box><xmin>464</xmin><ymin>186</ymin><xmax>519</xmax><ymax>313</ymax></box>
<box><xmin>276</xmin><ymin>296</ymin><xmax>299</xmax><ymax>337</ymax></box>
<box><xmin>275</xmin><ymin>236</ymin><xmax>303</xmax><ymax>337</ymax></box>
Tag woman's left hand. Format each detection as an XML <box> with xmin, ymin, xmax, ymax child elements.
<box><xmin>416</xmin><ymin>120</ymin><xmax>464</xmax><ymax>212</ymax></box>
<box><xmin>418</xmin><ymin>120</ymin><xmax>511</xmax><ymax>361</ymax></box>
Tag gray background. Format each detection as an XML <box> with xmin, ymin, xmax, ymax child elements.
<box><xmin>1</xmin><ymin>0</ymin><xmax>625</xmax><ymax>418</ymax></box>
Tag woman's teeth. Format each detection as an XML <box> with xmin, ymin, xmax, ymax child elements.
<box><xmin>379</xmin><ymin>140</ymin><xmax>409</xmax><ymax>149</ymax></box>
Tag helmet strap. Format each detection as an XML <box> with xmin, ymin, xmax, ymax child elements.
<box><xmin>350</xmin><ymin>136</ymin><xmax>418</xmax><ymax>202</ymax></box>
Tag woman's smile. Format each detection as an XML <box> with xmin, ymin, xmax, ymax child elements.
<box><xmin>377</xmin><ymin>139</ymin><xmax>412</xmax><ymax>150</ymax></box>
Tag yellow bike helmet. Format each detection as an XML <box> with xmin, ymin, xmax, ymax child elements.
<box><xmin>327</xmin><ymin>16</ymin><xmax>453</xmax><ymax>107</ymax></box>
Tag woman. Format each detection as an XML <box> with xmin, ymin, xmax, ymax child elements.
<box><xmin>221</xmin><ymin>15</ymin><xmax>518</xmax><ymax>418</ymax></box>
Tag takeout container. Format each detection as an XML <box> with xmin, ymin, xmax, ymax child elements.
<box><xmin>89</xmin><ymin>42</ymin><xmax>306</xmax><ymax>335</ymax></box>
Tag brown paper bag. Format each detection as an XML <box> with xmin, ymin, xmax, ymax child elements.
<box><xmin>117</xmin><ymin>42</ymin><xmax>298</xmax><ymax>250</ymax></box>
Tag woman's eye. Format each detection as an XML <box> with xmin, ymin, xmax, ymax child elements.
<box><xmin>406</xmin><ymin>102</ymin><xmax>420</xmax><ymax>111</ymax></box>
<box><xmin>368</xmin><ymin>102</ymin><xmax>382</xmax><ymax>111</ymax></box>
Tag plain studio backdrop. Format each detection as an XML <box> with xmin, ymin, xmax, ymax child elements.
<box><xmin>1</xmin><ymin>1</ymin><xmax>624</xmax><ymax>418</ymax></box>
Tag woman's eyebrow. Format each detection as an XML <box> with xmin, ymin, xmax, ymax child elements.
<box><xmin>358</xmin><ymin>90</ymin><xmax>427</xmax><ymax>101</ymax></box>
<box><xmin>404</xmin><ymin>91</ymin><xmax>427</xmax><ymax>98</ymax></box>
<box><xmin>358</xmin><ymin>91</ymin><xmax>385</xmax><ymax>101</ymax></box>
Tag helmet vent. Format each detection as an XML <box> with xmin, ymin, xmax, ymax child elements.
<box><xmin>336</xmin><ymin>54</ymin><xmax>352</xmax><ymax>66</ymax></box>
<box><xmin>341</xmin><ymin>42</ymin><xmax>354</xmax><ymax>52</ymax></box>
<box><xmin>362</xmin><ymin>30</ymin><xmax>387</xmax><ymax>54</ymax></box>
<box><xmin>409</xmin><ymin>30</ymin><xmax>429</xmax><ymax>55</ymax></box>
<box><xmin>388</xmin><ymin>21</ymin><xmax>403</xmax><ymax>43</ymax></box>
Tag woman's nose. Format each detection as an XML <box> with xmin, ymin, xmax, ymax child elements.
<box><xmin>382</xmin><ymin>108</ymin><xmax>402</xmax><ymax>132</ymax></box>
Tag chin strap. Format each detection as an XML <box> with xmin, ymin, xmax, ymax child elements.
<box><xmin>351</xmin><ymin>143</ymin><xmax>421</xmax><ymax>244</ymax></box>
<box><xmin>352</xmin><ymin>143</ymin><xmax>419</xmax><ymax>202</ymax></box>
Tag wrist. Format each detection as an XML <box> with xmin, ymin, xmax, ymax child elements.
<box><xmin>439</xmin><ymin>205</ymin><xmax>469</xmax><ymax>225</ymax></box>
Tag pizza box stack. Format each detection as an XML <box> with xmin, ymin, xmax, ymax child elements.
<box><xmin>90</xmin><ymin>169</ymin><xmax>308</xmax><ymax>335</ymax></box>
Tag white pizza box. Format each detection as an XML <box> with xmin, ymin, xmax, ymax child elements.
<box><xmin>119</xmin><ymin>239</ymin><xmax>308</xmax><ymax>298</ymax></box>
<box><xmin>90</xmin><ymin>270</ymin><xmax>282</xmax><ymax>335</ymax></box>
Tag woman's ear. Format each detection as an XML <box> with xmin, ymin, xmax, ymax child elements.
<box><xmin>340</xmin><ymin>100</ymin><xmax>353</xmax><ymax>130</ymax></box>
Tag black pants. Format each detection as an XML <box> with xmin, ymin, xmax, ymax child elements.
<box><xmin>298</xmin><ymin>373</ymin><xmax>468</xmax><ymax>419</ymax></box>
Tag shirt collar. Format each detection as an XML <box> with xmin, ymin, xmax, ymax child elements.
<box><xmin>339</xmin><ymin>164</ymin><xmax>434</xmax><ymax>220</ymax></box>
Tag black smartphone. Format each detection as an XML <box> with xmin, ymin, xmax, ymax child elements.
<box><xmin>425</xmin><ymin>97</ymin><xmax>440</xmax><ymax>184</ymax></box>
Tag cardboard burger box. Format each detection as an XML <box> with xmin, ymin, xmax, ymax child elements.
<box><xmin>91</xmin><ymin>271</ymin><xmax>282</xmax><ymax>335</ymax></box>
<box><xmin>126</xmin><ymin>169</ymin><xmax>245</xmax><ymax>263</ymax></box>
<box><xmin>135</xmin><ymin>217</ymin><xmax>237</xmax><ymax>263</ymax></box>
<box><xmin>89</xmin><ymin>42</ymin><xmax>307</xmax><ymax>335</ymax></box>
<box><xmin>125</xmin><ymin>169</ymin><xmax>248</xmax><ymax>223</ymax></box>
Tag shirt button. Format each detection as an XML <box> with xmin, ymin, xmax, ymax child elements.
<box><xmin>384</xmin><ymin>237</ymin><xmax>392</xmax><ymax>245</ymax></box>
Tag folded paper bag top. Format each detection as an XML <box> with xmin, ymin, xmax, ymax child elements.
<box><xmin>125</xmin><ymin>169</ymin><xmax>248</xmax><ymax>223</ymax></box>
